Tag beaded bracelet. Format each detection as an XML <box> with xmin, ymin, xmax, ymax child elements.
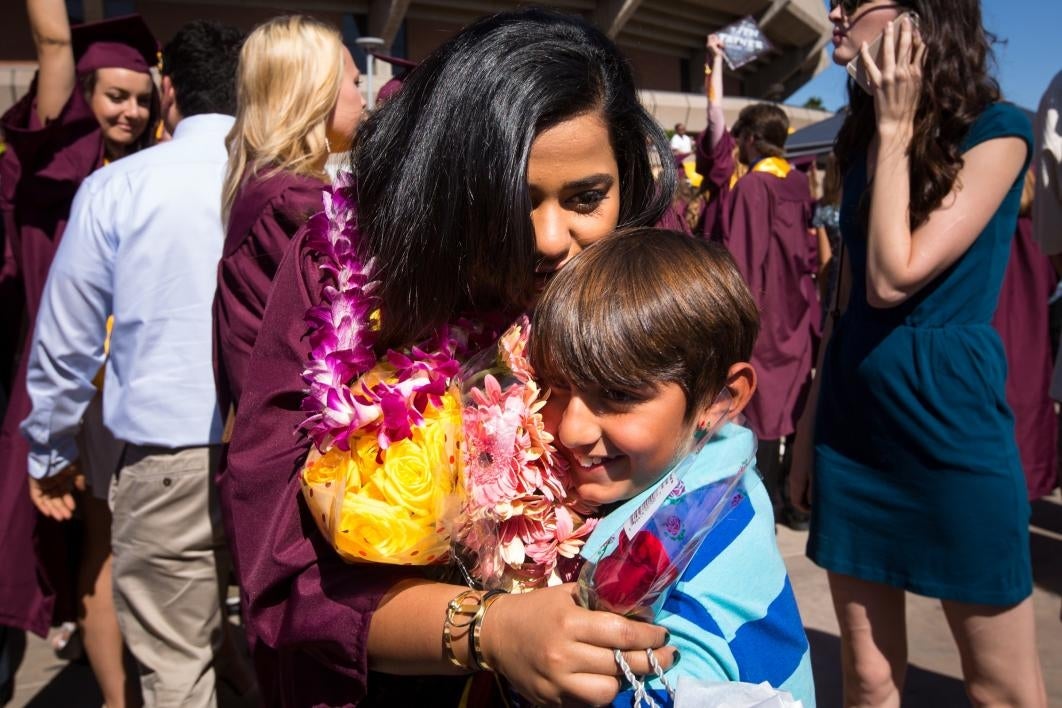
<box><xmin>468</xmin><ymin>589</ymin><xmax>508</xmax><ymax>672</ymax></box>
<box><xmin>443</xmin><ymin>589</ymin><xmax>483</xmax><ymax>670</ymax></box>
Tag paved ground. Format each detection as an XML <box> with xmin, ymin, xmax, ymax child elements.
<box><xmin>8</xmin><ymin>491</ymin><xmax>1062</xmax><ymax>707</ymax></box>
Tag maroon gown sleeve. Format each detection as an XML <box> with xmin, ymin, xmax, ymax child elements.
<box><xmin>214</xmin><ymin>172</ymin><xmax>324</xmax><ymax>414</ymax></box>
<box><xmin>694</xmin><ymin>129</ymin><xmax>736</xmax><ymax>242</ymax></box>
<box><xmin>220</xmin><ymin>227</ymin><xmax>463</xmax><ymax>705</ymax></box>
<box><xmin>694</xmin><ymin>128</ymin><xmax>736</xmax><ymax>194</ymax></box>
<box><xmin>0</xmin><ymin>75</ymin><xmax>103</xmax><ymax>319</ymax></box>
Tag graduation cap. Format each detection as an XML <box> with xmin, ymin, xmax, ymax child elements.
<box><xmin>371</xmin><ymin>53</ymin><xmax>418</xmax><ymax>104</ymax></box>
<box><xmin>73</xmin><ymin>14</ymin><xmax>160</xmax><ymax>76</ymax></box>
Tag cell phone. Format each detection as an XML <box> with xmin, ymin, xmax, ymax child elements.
<box><xmin>846</xmin><ymin>11</ymin><xmax>919</xmax><ymax>94</ymax></box>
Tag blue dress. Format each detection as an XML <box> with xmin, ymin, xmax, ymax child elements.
<box><xmin>808</xmin><ymin>103</ymin><xmax>1034</xmax><ymax>606</ymax></box>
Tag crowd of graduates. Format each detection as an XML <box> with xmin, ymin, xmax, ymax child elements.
<box><xmin>0</xmin><ymin>0</ymin><xmax>1057</xmax><ymax>707</ymax></box>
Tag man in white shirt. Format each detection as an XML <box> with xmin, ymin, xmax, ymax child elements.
<box><xmin>21</xmin><ymin>21</ymin><xmax>251</xmax><ymax>708</ymax></box>
<box><xmin>670</xmin><ymin>122</ymin><xmax>694</xmax><ymax>158</ymax></box>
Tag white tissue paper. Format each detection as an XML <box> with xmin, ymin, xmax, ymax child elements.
<box><xmin>673</xmin><ymin>677</ymin><xmax>804</xmax><ymax>708</ymax></box>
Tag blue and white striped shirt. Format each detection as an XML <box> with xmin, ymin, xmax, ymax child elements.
<box><xmin>582</xmin><ymin>423</ymin><xmax>815</xmax><ymax>707</ymax></box>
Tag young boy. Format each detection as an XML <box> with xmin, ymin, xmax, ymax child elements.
<box><xmin>530</xmin><ymin>228</ymin><xmax>815</xmax><ymax>707</ymax></box>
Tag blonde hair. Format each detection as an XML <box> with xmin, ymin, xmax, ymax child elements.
<box><xmin>222</xmin><ymin>15</ymin><xmax>343</xmax><ymax>221</ymax></box>
<box><xmin>1019</xmin><ymin>168</ymin><xmax>1034</xmax><ymax>217</ymax></box>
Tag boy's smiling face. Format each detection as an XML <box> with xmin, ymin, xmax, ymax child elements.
<box><xmin>542</xmin><ymin>381</ymin><xmax>698</xmax><ymax>506</ymax></box>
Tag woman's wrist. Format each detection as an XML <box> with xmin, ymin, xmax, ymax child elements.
<box><xmin>476</xmin><ymin>590</ymin><xmax>512</xmax><ymax>675</ymax></box>
<box><xmin>876</xmin><ymin>120</ymin><xmax>915</xmax><ymax>147</ymax></box>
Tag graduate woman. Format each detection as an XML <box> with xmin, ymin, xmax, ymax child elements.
<box><xmin>215</xmin><ymin>15</ymin><xmax>366</xmax><ymax>416</ymax></box>
<box><xmin>222</xmin><ymin>10</ymin><xmax>679</xmax><ymax>706</ymax></box>
<box><xmin>0</xmin><ymin>3</ymin><xmax>158</xmax><ymax>705</ymax></box>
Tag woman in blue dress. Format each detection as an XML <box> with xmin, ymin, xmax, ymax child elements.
<box><xmin>789</xmin><ymin>0</ymin><xmax>1047</xmax><ymax>705</ymax></box>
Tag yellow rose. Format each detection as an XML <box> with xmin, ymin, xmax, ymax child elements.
<box><xmin>372</xmin><ymin>436</ymin><xmax>437</xmax><ymax>517</ymax></box>
<box><xmin>335</xmin><ymin>493</ymin><xmax>449</xmax><ymax>563</ymax></box>
<box><xmin>298</xmin><ymin>391</ymin><xmax>464</xmax><ymax>566</ymax></box>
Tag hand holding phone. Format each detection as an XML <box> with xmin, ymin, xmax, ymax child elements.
<box><xmin>846</xmin><ymin>11</ymin><xmax>920</xmax><ymax>94</ymax></box>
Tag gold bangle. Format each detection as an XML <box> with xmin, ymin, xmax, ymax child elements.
<box><xmin>704</xmin><ymin>63</ymin><xmax>712</xmax><ymax>76</ymax></box>
<box><xmin>443</xmin><ymin>589</ymin><xmax>483</xmax><ymax>670</ymax></box>
<box><xmin>469</xmin><ymin>589</ymin><xmax>507</xmax><ymax>672</ymax></box>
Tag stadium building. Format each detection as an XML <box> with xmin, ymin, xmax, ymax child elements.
<box><xmin>1</xmin><ymin>0</ymin><xmax>834</xmax><ymax>131</ymax></box>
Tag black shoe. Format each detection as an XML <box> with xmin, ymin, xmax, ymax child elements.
<box><xmin>782</xmin><ymin>506</ymin><xmax>810</xmax><ymax>532</ymax></box>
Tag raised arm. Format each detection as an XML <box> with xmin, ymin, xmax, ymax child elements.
<box><xmin>861</xmin><ymin>18</ymin><xmax>1027</xmax><ymax>307</ymax></box>
<box><xmin>27</xmin><ymin>0</ymin><xmax>77</xmax><ymax>124</ymax></box>
<box><xmin>704</xmin><ymin>34</ymin><xmax>726</xmax><ymax>150</ymax></box>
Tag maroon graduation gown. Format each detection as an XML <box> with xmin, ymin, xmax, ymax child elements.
<box><xmin>220</xmin><ymin>221</ymin><xmax>466</xmax><ymax>706</ymax></box>
<box><xmin>694</xmin><ymin>128</ymin><xmax>737</xmax><ymax>241</ymax></box>
<box><xmin>991</xmin><ymin>216</ymin><xmax>1059</xmax><ymax>499</ymax></box>
<box><xmin>721</xmin><ymin>167</ymin><xmax>819</xmax><ymax>442</ymax></box>
<box><xmin>213</xmin><ymin>170</ymin><xmax>324</xmax><ymax>415</ymax></box>
<box><xmin>0</xmin><ymin>81</ymin><xmax>105</xmax><ymax>636</ymax></box>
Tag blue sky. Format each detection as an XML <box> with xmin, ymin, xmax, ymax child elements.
<box><xmin>787</xmin><ymin>0</ymin><xmax>1062</xmax><ymax>113</ymax></box>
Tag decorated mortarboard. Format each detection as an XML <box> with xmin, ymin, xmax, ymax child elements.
<box><xmin>371</xmin><ymin>53</ymin><xmax>418</xmax><ymax>104</ymax></box>
<box><xmin>713</xmin><ymin>16</ymin><xmax>774</xmax><ymax>71</ymax></box>
<box><xmin>73</xmin><ymin>14</ymin><xmax>160</xmax><ymax>76</ymax></box>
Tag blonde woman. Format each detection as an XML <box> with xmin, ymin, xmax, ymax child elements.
<box><xmin>214</xmin><ymin>15</ymin><xmax>365</xmax><ymax>416</ymax></box>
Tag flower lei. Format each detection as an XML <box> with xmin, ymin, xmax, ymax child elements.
<box><xmin>299</xmin><ymin>185</ymin><xmax>460</xmax><ymax>454</ymax></box>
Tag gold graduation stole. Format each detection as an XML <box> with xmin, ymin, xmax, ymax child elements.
<box><xmin>750</xmin><ymin>156</ymin><xmax>792</xmax><ymax>179</ymax></box>
<box><xmin>728</xmin><ymin>155</ymin><xmax>791</xmax><ymax>189</ymax></box>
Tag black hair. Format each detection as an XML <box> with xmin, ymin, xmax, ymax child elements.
<box><xmin>353</xmin><ymin>9</ymin><xmax>676</xmax><ymax>350</ymax></box>
<box><xmin>161</xmin><ymin>20</ymin><xmax>245</xmax><ymax>117</ymax></box>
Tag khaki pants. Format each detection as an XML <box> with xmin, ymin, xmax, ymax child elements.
<box><xmin>110</xmin><ymin>444</ymin><xmax>246</xmax><ymax>708</ymax></box>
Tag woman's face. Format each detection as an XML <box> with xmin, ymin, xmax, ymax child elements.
<box><xmin>829</xmin><ymin>0</ymin><xmax>906</xmax><ymax>66</ymax></box>
<box><xmin>527</xmin><ymin>112</ymin><xmax>621</xmax><ymax>295</ymax></box>
<box><xmin>89</xmin><ymin>67</ymin><xmax>153</xmax><ymax>155</ymax></box>
<box><xmin>327</xmin><ymin>47</ymin><xmax>367</xmax><ymax>153</ymax></box>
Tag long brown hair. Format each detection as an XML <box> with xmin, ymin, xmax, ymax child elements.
<box><xmin>834</xmin><ymin>0</ymin><xmax>1000</xmax><ymax>229</ymax></box>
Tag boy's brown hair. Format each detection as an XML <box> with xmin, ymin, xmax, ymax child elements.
<box><xmin>530</xmin><ymin>228</ymin><xmax>759</xmax><ymax>420</ymax></box>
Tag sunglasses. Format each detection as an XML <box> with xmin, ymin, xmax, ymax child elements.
<box><xmin>830</xmin><ymin>0</ymin><xmax>905</xmax><ymax>15</ymax></box>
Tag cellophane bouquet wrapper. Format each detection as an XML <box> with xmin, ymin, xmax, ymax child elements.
<box><xmin>300</xmin><ymin>366</ymin><xmax>465</xmax><ymax>566</ymax></box>
<box><xmin>577</xmin><ymin>453</ymin><xmax>746</xmax><ymax>620</ymax></box>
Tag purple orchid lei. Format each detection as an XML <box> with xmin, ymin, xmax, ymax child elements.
<box><xmin>299</xmin><ymin>184</ymin><xmax>461</xmax><ymax>453</ymax></box>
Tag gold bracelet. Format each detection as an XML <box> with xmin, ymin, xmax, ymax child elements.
<box><xmin>443</xmin><ymin>589</ymin><xmax>483</xmax><ymax>670</ymax></box>
<box><xmin>469</xmin><ymin>589</ymin><xmax>507</xmax><ymax>672</ymax></box>
<box><xmin>704</xmin><ymin>63</ymin><xmax>712</xmax><ymax>76</ymax></box>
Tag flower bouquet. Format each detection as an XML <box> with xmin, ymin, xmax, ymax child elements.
<box><xmin>297</xmin><ymin>186</ymin><xmax>595</xmax><ymax>574</ymax></box>
<box><xmin>454</xmin><ymin>316</ymin><xmax>597</xmax><ymax>591</ymax></box>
